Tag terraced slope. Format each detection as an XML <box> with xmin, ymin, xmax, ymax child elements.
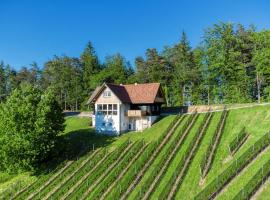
<box><xmin>2</xmin><ymin>104</ymin><xmax>270</xmax><ymax>200</ymax></box>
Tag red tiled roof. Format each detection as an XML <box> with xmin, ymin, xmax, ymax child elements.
<box><xmin>88</xmin><ymin>82</ymin><xmax>164</xmax><ymax>104</ymax></box>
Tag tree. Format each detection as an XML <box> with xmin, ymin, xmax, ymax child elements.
<box><xmin>101</xmin><ymin>53</ymin><xmax>131</xmax><ymax>84</ymax></box>
<box><xmin>252</xmin><ymin>30</ymin><xmax>270</xmax><ymax>102</ymax></box>
<box><xmin>80</xmin><ymin>42</ymin><xmax>101</xmax><ymax>95</ymax></box>
<box><xmin>166</xmin><ymin>32</ymin><xmax>198</xmax><ymax>105</ymax></box>
<box><xmin>135</xmin><ymin>56</ymin><xmax>149</xmax><ymax>83</ymax></box>
<box><xmin>42</xmin><ymin>56</ymin><xmax>84</xmax><ymax>110</ymax></box>
<box><xmin>0</xmin><ymin>61</ymin><xmax>6</xmax><ymax>100</ymax></box>
<box><xmin>202</xmin><ymin>22</ymin><xmax>250</xmax><ymax>103</ymax></box>
<box><xmin>0</xmin><ymin>83</ymin><xmax>64</xmax><ymax>172</ymax></box>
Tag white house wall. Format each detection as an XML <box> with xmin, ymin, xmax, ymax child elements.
<box><xmin>94</xmin><ymin>87</ymin><xmax>121</xmax><ymax>135</ymax></box>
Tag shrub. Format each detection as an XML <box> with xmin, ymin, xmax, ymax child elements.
<box><xmin>0</xmin><ymin>84</ymin><xmax>65</xmax><ymax>172</ymax></box>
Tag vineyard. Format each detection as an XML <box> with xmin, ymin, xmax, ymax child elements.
<box><xmin>1</xmin><ymin>104</ymin><xmax>270</xmax><ymax>200</ymax></box>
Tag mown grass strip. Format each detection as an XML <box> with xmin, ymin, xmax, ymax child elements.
<box><xmin>80</xmin><ymin>141</ymin><xmax>136</xmax><ymax>199</ymax></box>
<box><xmin>103</xmin><ymin>115</ymin><xmax>183</xmax><ymax>200</ymax></box>
<box><xmin>159</xmin><ymin>112</ymin><xmax>213</xmax><ymax>200</ymax></box>
<box><xmin>136</xmin><ymin>113</ymin><xmax>199</xmax><ymax>200</ymax></box>
<box><xmin>232</xmin><ymin>158</ymin><xmax>270</xmax><ymax>200</ymax></box>
<box><xmin>15</xmin><ymin>150</ymin><xmax>94</xmax><ymax>200</ymax></box>
<box><xmin>229</xmin><ymin>127</ymin><xmax>249</xmax><ymax>156</ymax></box>
<box><xmin>194</xmin><ymin>131</ymin><xmax>270</xmax><ymax>200</ymax></box>
<box><xmin>32</xmin><ymin>148</ymin><xmax>103</xmax><ymax>200</ymax></box>
<box><xmin>43</xmin><ymin>148</ymin><xmax>107</xmax><ymax>200</ymax></box>
<box><xmin>99</xmin><ymin>142</ymin><xmax>148</xmax><ymax>200</ymax></box>
<box><xmin>66</xmin><ymin>139</ymin><xmax>131</xmax><ymax>200</ymax></box>
<box><xmin>86</xmin><ymin>140</ymin><xmax>147</xmax><ymax>200</ymax></box>
<box><xmin>119</xmin><ymin>114</ymin><xmax>194</xmax><ymax>200</ymax></box>
<box><xmin>200</xmin><ymin>110</ymin><xmax>228</xmax><ymax>178</ymax></box>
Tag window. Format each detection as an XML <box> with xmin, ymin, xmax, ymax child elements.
<box><xmin>96</xmin><ymin>104</ymin><xmax>118</xmax><ymax>115</ymax></box>
<box><xmin>108</xmin><ymin>104</ymin><xmax>112</xmax><ymax>110</ymax></box>
<box><xmin>97</xmin><ymin>104</ymin><xmax>102</xmax><ymax>111</ymax></box>
<box><xmin>103</xmin><ymin>91</ymin><xmax>111</xmax><ymax>97</ymax></box>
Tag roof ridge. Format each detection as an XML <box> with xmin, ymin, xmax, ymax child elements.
<box><xmin>122</xmin><ymin>82</ymin><xmax>160</xmax><ymax>87</ymax></box>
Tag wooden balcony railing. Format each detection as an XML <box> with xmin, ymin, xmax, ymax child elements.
<box><xmin>126</xmin><ymin>110</ymin><xmax>147</xmax><ymax>117</ymax></box>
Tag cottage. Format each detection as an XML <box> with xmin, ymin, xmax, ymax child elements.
<box><xmin>87</xmin><ymin>82</ymin><xmax>165</xmax><ymax>135</ymax></box>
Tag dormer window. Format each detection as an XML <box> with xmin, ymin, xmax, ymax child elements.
<box><xmin>103</xmin><ymin>91</ymin><xmax>111</xmax><ymax>97</ymax></box>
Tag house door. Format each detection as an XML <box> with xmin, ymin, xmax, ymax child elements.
<box><xmin>129</xmin><ymin>121</ymin><xmax>136</xmax><ymax>130</ymax></box>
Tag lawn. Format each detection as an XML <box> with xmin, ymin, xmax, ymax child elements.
<box><xmin>0</xmin><ymin>115</ymin><xmax>176</xmax><ymax>197</ymax></box>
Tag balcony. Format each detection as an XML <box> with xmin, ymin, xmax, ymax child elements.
<box><xmin>126</xmin><ymin>110</ymin><xmax>147</xmax><ymax>117</ymax></box>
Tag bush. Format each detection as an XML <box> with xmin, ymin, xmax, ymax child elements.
<box><xmin>0</xmin><ymin>84</ymin><xmax>65</xmax><ymax>172</ymax></box>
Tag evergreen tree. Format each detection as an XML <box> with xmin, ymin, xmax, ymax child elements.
<box><xmin>80</xmin><ymin>42</ymin><xmax>100</xmax><ymax>95</ymax></box>
<box><xmin>0</xmin><ymin>61</ymin><xmax>6</xmax><ymax>100</ymax></box>
<box><xmin>168</xmin><ymin>32</ymin><xmax>198</xmax><ymax>105</ymax></box>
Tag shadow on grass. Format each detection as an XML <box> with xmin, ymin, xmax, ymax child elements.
<box><xmin>35</xmin><ymin>127</ymin><xmax>116</xmax><ymax>176</ymax></box>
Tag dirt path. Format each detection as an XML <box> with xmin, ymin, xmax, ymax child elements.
<box><xmin>195</xmin><ymin>103</ymin><xmax>270</xmax><ymax>114</ymax></box>
<box><xmin>167</xmin><ymin>113</ymin><xmax>213</xmax><ymax>200</ymax></box>
<box><xmin>80</xmin><ymin>142</ymin><xmax>135</xmax><ymax>200</ymax></box>
<box><xmin>100</xmin><ymin>143</ymin><xmax>148</xmax><ymax>200</ymax></box>
<box><xmin>119</xmin><ymin>115</ymin><xmax>187</xmax><ymax>200</ymax></box>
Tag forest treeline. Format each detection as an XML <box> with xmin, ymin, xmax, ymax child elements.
<box><xmin>1</xmin><ymin>22</ymin><xmax>270</xmax><ymax>109</ymax></box>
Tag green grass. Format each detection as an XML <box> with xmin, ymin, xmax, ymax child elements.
<box><xmin>256</xmin><ymin>178</ymin><xmax>270</xmax><ymax>200</ymax></box>
<box><xmin>149</xmin><ymin>114</ymin><xmax>205</xmax><ymax>200</ymax></box>
<box><xmin>3</xmin><ymin>104</ymin><xmax>270</xmax><ymax>200</ymax></box>
<box><xmin>0</xmin><ymin>115</ymin><xmax>176</xmax><ymax>197</ymax></box>
<box><xmin>174</xmin><ymin>112</ymin><xmax>222</xmax><ymax>199</ymax></box>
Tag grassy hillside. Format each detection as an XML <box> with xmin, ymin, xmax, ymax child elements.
<box><xmin>1</xmin><ymin>104</ymin><xmax>270</xmax><ymax>200</ymax></box>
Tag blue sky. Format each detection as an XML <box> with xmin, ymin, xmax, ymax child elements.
<box><xmin>1</xmin><ymin>0</ymin><xmax>270</xmax><ymax>70</ymax></box>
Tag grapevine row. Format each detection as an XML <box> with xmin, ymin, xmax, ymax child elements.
<box><xmin>194</xmin><ymin>131</ymin><xmax>270</xmax><ymax>200</ymax></box>
<box><xmin>233</xmin><ymin>158</ymin><xmax>270</xmax><ymax>200</ymax></box>
<box><xmin>200</xmin><ymin>109</ymin><xmax>228</xmax><ymax>178</ymax></box>
<box><xmin>65</xmin><ymin>139</ymin><xmax>132</xmax><ymax>200</ymax></box>
<box><xmin>15</xmin><ymin>149</ymin><xmax>97</xmax><ymax>200</ymax></box>
<box><xmin>80</xmin><ymin>141</ymin><xmax>136</xmax><ymax>199</ymax></box>
<box><xmin>32</xmin><ymin>148</ymin><xmax>104</xmax><ymax>200</ymax></box>
<box><xmin>229</xmin><ymin>127</ymin><xmax>248</xmax><ymax>155</ymax></box>
<box><xmin>42</xmin><ymin>148</ymin><xmax>107</xmax><ymax>200</ymax></box>
<box><xmin>86</xmin><ymin>140</ymin><xmax>147</xmax><ymax>200</ymax></box>
<box><xmin>104</xmin><ymin>115</ymin><xmax>183</xmax><ymax>200</ymax></box>
<box><xmin>118</xmin><ymin>114</ymin><xmax>186</xmax><ymax>200</ymax></box>
<box><xmin>159</xmin><ymin>112</ymin><xmax>213</xmax><ymax>200</ymax></box>
<box><xmin>135</xmin><ymin>113</ymin><xmax>199</xmax><ymax>200</ymax></box>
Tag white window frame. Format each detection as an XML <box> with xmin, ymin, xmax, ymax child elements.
<box><xmin>103</xmin><ymin>91</ymin><xmax>111</xmax><ymax>98</ymax></box>
<box><xmin>96</xmin><ymin>103</ymin><xmax>118</xmax><ymax>115</ymax></box>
